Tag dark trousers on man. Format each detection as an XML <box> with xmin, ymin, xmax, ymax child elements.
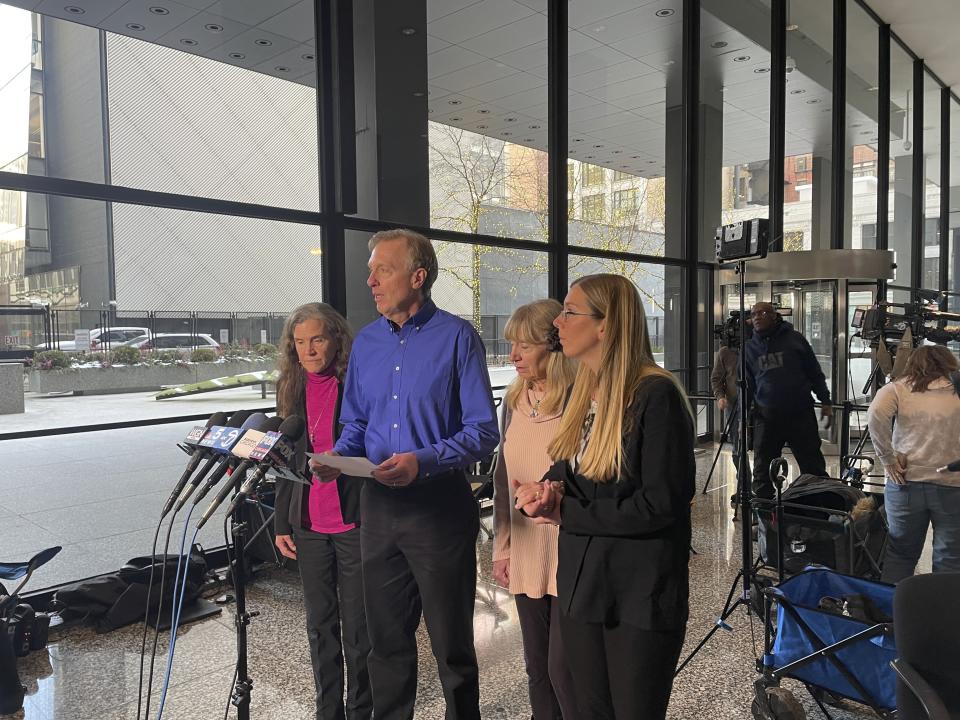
<box><xmin>292</xmin><ymin>526</ymin><xmax>372</xmax><ymax>720</ymax></box>
<box><xmin>514</xmin><ymin>593</ymin><xmax>579</xmax><ymax>720</ymax></box>
<box><xmin>360</xmin><ymin>474</ymin><xmax>481</xmax><ymax>720</ymax></box>
<box><xmin>558</xmin><ymin>611</ymin><xmax>685</xmax><ymax>720</ymax></box>
<box><xmin>751</xmin><ymin>404</ymin><xmax>827</xmax><ymax>499</ymax></box>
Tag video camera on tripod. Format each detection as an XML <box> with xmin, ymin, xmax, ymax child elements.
<box><xmin>714</xmin><ymin>304</ymin><xmax>790</xmax><ymax>349</ymax></box>
<box><xmin>851</xmin><ymin>289</ymin><xmax>960</xmax><ymax>390</ymax></box>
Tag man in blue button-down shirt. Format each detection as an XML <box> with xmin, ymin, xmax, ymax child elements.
<box><xmin>314</xmin><ymin>229</ymin><xmax>499</xmax><ymax>720</ymax></box>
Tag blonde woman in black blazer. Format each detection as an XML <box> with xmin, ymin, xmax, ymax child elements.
<box><xmin>515</xmin><ymin>273</ymin><xmax>696</xmax><ymax>720</ymax></box>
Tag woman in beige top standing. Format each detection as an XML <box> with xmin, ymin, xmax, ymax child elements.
<box><xmin>492</xmin><ymin>299</ymin><xmax>578</xmax><ymax>720</ymax></box>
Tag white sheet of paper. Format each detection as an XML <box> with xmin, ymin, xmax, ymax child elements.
<box><xmin>306</xmin><ymin>453</ymin><xmax>377</xmax><ymax>478</ymax></box>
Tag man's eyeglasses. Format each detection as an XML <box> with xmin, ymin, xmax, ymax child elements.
<box><xmin>559</xmin><ymin>309</ymin><xmax>602</xmax><ymax>321</ymax></box>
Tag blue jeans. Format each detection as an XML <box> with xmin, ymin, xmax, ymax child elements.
<box><xmin>882</xmin><ymin>482</ymin><xmax>960</xmax><ymax>583</ymax></box>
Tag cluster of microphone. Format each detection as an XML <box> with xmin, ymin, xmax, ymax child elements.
<box><xmin>162</xmin><ymin>410</ymin><xmax>306</xmax><ymax>529</ymax></box>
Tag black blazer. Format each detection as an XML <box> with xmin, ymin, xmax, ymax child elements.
<box><xmin>547</xmin><ymin>375</ymin><xmax>696</xmax><ymax>631</ymax></box>
<box><xmin>273</xmin><ymin>381</ymin><xmax>362</xmax><ymax>536</ymax></box>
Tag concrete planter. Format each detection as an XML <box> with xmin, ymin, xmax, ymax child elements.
<box><xmin>27</xmin><ymin>359</ymin><xmax>276</xmax><ymax>395</ymax></box>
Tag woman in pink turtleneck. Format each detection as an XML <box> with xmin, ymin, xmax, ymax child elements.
<box><xmin>273</xmin><ymin>302</ymin><xmax>370</xmax><ymax>720</ymax></box>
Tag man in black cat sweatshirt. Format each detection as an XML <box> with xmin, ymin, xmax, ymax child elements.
<box><xmin>744</xmin><ymin>302</ymin><xmax>833</xmax><ymax>498</ymax></box>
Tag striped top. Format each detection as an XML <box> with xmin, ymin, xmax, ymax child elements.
<box><xmin>492</xmin><ymin>391</ymin><xmax>562</xmax><ymax>599</ymax></box>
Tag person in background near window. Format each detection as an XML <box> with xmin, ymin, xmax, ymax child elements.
<box><xmin>515</xmin><ymin>274</ymin><xmax>696</xmax><ymax>720</ymax></box>
<box><xmin>492</xmin><ymin>299</ymin><xmax>579</xmax><ymax>720</ymax></box>
<box><xmin>312</xmin><ymin>229</ymin><xmax>499</xmax><ymax>720</ymax></box>
<box><xmin>867</xmin><ymin>345</ymin><xmax>960</xmax><ymax>583</ymax></box>
<box><xmin>273</xmin><ymin>302</ymin><xmax>371</xmax><ymax>720</ymax></box>
<box><xmin>745</xmin><ymin>302</ymin><xmax>833</xmax><ymax>498</ymax></box>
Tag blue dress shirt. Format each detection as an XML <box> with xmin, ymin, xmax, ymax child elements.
<box><xmin>335</xmin><ymin>299</ymin><xmax>500</xmax><ymax>479</ymax></box>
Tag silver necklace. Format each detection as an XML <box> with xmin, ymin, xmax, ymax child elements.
<box><xmin>528</xmin><ymin>386</ymin><xmax>545</xmax><ymax>417</ymax></box>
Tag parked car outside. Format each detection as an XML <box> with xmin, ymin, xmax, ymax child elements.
<box><xmin>122</xmin><ymin>333</ymin><xmax>222</xmax><ymax>356</ymax></box>
<box><xmin>35</xmin><ymin>327</ymin><xmax>150</xmax><ymax>352</ymax></box>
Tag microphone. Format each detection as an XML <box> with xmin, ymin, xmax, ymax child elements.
<box><xmin>198</xmin><ymin>415</ymin><xmax>305</xmax><ymax>529</ymax></box>
<box><xmin>159</xmin><ymin>411</ymin><xmax>228</xmax><ymax>520</ymax></box>
<box><xmin>187</xmin><ymin>412</ymin><xmax>272</xmax><ymax>510</ymax></box>
<box><xmin>170</xmin><ymin>410</ymin><xmax>257</xmax><ymax>515</ymax></box>
<box><xmin>937</xmin><ymin>459</ymin><xmax>960</xmax><ymax>473</ymax></box>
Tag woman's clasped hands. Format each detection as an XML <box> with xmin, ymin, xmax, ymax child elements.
<box><xmin>513</xmin><ymin>478</ymin><xmax>564</xmax><ymax>525</ymax></box>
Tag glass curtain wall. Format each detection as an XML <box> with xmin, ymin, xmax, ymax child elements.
<box><xmin>922</xmin><ymin>72</ymin><xmax>942</xmax><ymax>290</ymax></box>
<box><xmin>844</xmin><ymin>0</ymin><xmax>880</xmax><ymax>249</ymax></box>
<box><xmin>888</xmin><ymin>41</ymin><xmax>914</xmax><ymax>288</ymax></box>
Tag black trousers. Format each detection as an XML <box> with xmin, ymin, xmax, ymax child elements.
<box><xmin>751</xmin><ymin>404</ymin><xmax>827</xmax><ymax>499</ymax></box>
<box><xmin>559</xmin><ymin>612</ymin><xmax>685</xmax><ymax>720</ymax></box>
<box><xmin>514</xmin><ymin>593</ymin><xmax>579</xmax><ymax>720</ymax></box>
<box><xmin>360</xmin><ymin>475</ymin><xmax>480</xmax><ymax>720</ymax></box>
<box><xmin>293</xmin><ymin>526</ymin><xmax>372</xmax><ymax>720</ymax></box>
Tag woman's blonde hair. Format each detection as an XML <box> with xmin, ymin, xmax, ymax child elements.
<box><xmin>547</xmin><ymin>274</ymin><xmax>692</xmax><ymax>483</ymax></box>
<box><xmin>900</xmin><ymin>344</ymin><xmax>960</xmax><ymax>393</ymax></box>
<box><xmin>503</xmin><ymin>299</ymin><xmax>577</xmax><ymax>416</ymax></box>
<box><xmin>275</xmin><ymin>303</ymin><xmax>354</xmax><ymax>417</ymax></box>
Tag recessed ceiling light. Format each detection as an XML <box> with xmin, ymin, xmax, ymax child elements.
<box><xmin>529</xmin><ymin>124</ymin><xmax>540</xmax><ymax>129</ymax></box>
<box><xmin>400</xmin><ymin>27</ymin><xmax>416</xmax><ymax>36</ymax></box>
<box><xmin>631</xmin><ymin>155</ymin><xmax>640</xmax><ymax>159</ymax></box>
<box><xmin>229</xmin><ymin>52</ymin><xmax>246</xmax><ymax>59</ymax></box>
<box><xmin>450</xmin><ymin>116</ymin><xmax>462</xmax><ymax>121</ymax></box>
<box><xmin>477</xmin><ymin>124</ymin><xmax>488</xmax><ymax>129</ymax></box>
<box><xmin>126</xmin><ymin>22</ymin><xmax>144</xmax><ymax>31</ymax></box>
<box><xmin>505</xmin><ymin>117</ymin><xmax>517</xmax><ymax>122</ymax></box>
<box><xmin>524</xmin><ymin>138</ymin><xmax>533</xmax><ymax>142</ymax></box>
<box><xmin>301</xmin><ymin>53</ymin><xmax>315</xmax><ymax>61</ymax></box>
<box><xmin>754</xmin><ymin>67</ymin><xmax>770</xmax><ymax>74</ymax></box>
<box><xmin>502</xmin><ymin>131</ymin><xmax>512</xmax><ymax>136</ymax></box>
<box><xmin>612</xmin><ymin>150</ymin><xmax>621</xmax><ymax>154</ymax></box>
<box><xmin>621</xmin><ymin>164</ymin><xmax>629</xmax><ymax>168</ymax></box>
<box><xmin>64</xmin><ymin>5</ymin><xmax>85</xmax><ymax>14</ymax></box>
<box><xmin>851</xmin><ymin>123</ymin><xmax>862</xmax><ymax>128</ymax></box>
<box><xmin>734</xmin><ymin>55</ymin><xmax>750</xmax><ymax>62</ymax></box>
<box><xmin>711</xmin><ymin>41</ymin><xmax>728</xmax><ymax>49</ymax></box>
<box><xmin>204</xmin><ymin>23</ymin><xmax>223</xmax><ymax>32</ymax></box>
<box><xmin>593</xmin><ymin>144</ymin><xmax>603</xmax><ymax>148</ymax></box>
<box><xmin>655</xmin><ymin>8</ymin><xmax>675</xmax><ymax>17</ymax></box>
<box><xmin>448</xmin><ymin>99</ymin><xmax>461</xmax><ymax>105</ymax></box>
<box><xmin>148</xmin><ymin>6</ymin><xmax>169</xmax><ymax>15</ymax></box>
<box><xmin>790</xmin><ymin>89</ymin><xmax>806</xmax><ymax>95</ymax></box>
<box><xmin>477</xmin><ymin>108</ymin><xmax>490</xmax><ymax>114</ymax></box>
<box><xmin>573</xmin><ymin>138</ymin><xmax>583</xmax><ymax>142</ymax></box>
<box><xmin>861</xmin><ymin>130</ymin><xmax>871</xmax><ymax>135</ymax></box>
<box><xmin>806</xmin><ymin>98</ymin><xmax>821</xmax><ymax>104</ymax></box>
<box><xmin>254</xmin><ymin>38</ymin><xmax>272</xmax><ymax>46</ymax></box>
<box><xmin>275</xmin><ymin>66</ymin><xmax>290</xmax><ymax>72</ymax></box>
<box><xmin>647</xmin><ymin>159</ymin><xmax>656</xmax><ymax>164</ymax></box>
<box><xmin>180</xmin><ymin>38</ymin><xmax>197</xmax><ymax>46</ymax></box>
<box><xmin>585</xmin><ymin>155</ymin><xmax>594</xmax><ymax>159</ymax></box>
<box><xmin>786</xmin><ymin>24</ymin><xmax>799</xmax><ymax>31</ymax></box>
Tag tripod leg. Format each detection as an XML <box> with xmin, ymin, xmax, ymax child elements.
<box><xmin>703</xmin><ymin>408</ymin><xmax>738</xmax><ymax>495</ymax></box>
<box><xmin>675</xmin><ymin>570</ymin><xmax>748</xmax><ymax>676</ymax></box>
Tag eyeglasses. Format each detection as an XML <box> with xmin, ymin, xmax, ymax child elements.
<box><xmin>559</xmin><ymin>309</ymin><xmax>602</xmax><ymax>321</ymax></box>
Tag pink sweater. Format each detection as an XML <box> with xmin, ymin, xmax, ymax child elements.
<box><xmin>304</xmin><ymin>369</ymin><xmax>354</xmax><ymax>534</ymax></box>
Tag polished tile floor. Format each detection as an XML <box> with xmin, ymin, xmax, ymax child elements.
<box><xmin>7</xmin><ymin>448</ymin><xmax>910</xmax><ymax>720</ymax></box>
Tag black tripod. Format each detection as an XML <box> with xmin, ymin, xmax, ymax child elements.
<box><xmin>226</xmin><ymin>504</ymin><xmax>259</xmax><ymax>720</ymax></box>
<box><xmin>700</xmin><ymin>401</ymin><xmax>740</xmax><ymax>497</ymax></box>
<box><xmin>676</xmin><ymin>258</ymin><xmax>757</xmax><ymax>676</ymax></box>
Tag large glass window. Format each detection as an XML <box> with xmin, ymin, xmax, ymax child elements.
<box><xmin>922</xmin><ymin>72</ymin><xmax>942</xmax><ymax>290</ymax></box>
<box><xmin>845</xmin><ymin>0</ymin><xmax>880</xmax><ymax>249</ymax></box>
<box><xmin>0</xmin><ymin>4</ymin><xmax>320</xmax><ymax>210</ymax></box>
<box><xmin>783</xmin><ymin>0</ymin><xmax>833</xmax><ymax>251</ymax></box>
<box><xmin>700</xmin><ymin>0</ymin><xmax>772</xmax><ymax>262</ymax></box>
<box><xmin>889</xmin><ymin>42</ymin><xmax>914</xmax><ymax>286</ymax></box>
<box><xmin>432</xmin><ymin>242</ymin><xmax>548</xmax><ymax>361</ymax></box>
<box><xmin>566</xmin><ymin>1</ymin><xmax>682</xmax><ymax>259</ymax></box>
<box><xmin>950</xmin><ymin>98</ymin><xmax>960</xmax><ymax>311</ymax></box>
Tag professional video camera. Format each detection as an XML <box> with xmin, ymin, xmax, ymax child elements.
<box><xmin>851</xmin><ymin>289</ymin><xmax>960</xmax><ymax>389</ymax></box>
<box><xmin>714</xmin><ymin>304</ymin><xmax>791</xmax><ymax>348</ymax></box>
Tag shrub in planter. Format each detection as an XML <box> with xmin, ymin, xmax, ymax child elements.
<box><xmin>110</xmin><ymin>345</ymin><xmax>142</xmax><ymax>366</ymax></box>
<box><xmin>253</xmin><ymin>343</ymin><xmax>278</xmax><ymax>358</ymax></box>
<box><xmin>33</xmin><ymin>350</ymin><xmax>71</xmax><ymax>369</ymax></box>
<box><xmin>148</xmin><ymin>350</ymin><xmax>184</xmax><ymax>364</ymax></box>
<box><xmin>222</xmin><ymin>343</ymin><xmax>247</xmax><ymax>360</ymax></box>
<box><xmin>190</xmin><ymin>348</ymin><xmax>218</xmax><ymax>363</ymax></box>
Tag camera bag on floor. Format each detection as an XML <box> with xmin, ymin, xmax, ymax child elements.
<box><xmin>52</xmin><ymin>545</ymin><xmax>208</xmax><ymax>633</ymax></box>
<box><xmin>757</xmin><ymin>474</ymin><xmax>886</xmax><ymax>578</ymax></box>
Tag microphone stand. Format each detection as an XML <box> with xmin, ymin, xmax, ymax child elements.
<box><xmin>227</xmin><ymin>486</ymin><xmax>259</xmax><ymax>720</ymax></box>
